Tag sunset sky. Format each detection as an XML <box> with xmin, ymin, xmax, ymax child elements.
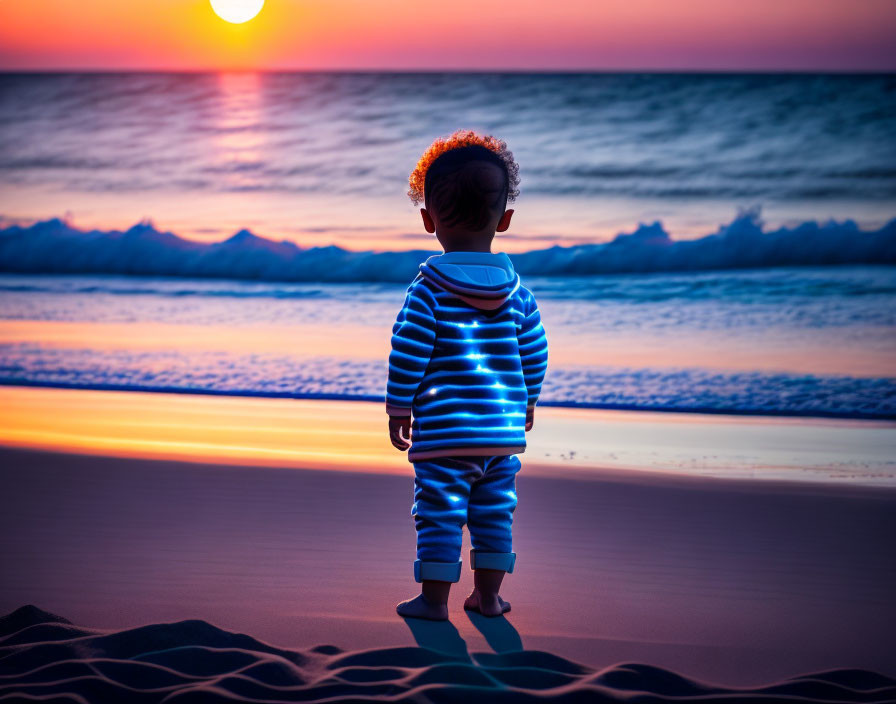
<box><xmin>1</xmin><ymin>0</ymin><xmax>895</xmax><ymax>71</ymax></box>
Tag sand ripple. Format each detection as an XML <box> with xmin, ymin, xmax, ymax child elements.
<box><xmin>1</xmin><ymin>605</ymin><xmax>893</xmax><ymax>703</ymax></box>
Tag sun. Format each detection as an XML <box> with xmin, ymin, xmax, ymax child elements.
<box><xmin>209</xmin><ymin>0</ymin><xmax>265</xmax><ymax>24</ymax></box>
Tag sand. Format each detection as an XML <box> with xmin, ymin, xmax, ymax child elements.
<box><xmin>2</xmin><ymin>605</ymin><xmax>894</xmax><ymax>703</ymax></box>
<box><xmin>1</xmin><ymin>444</ymin><xmax>895</xmax><ymax>701</ymax></box>
<box><xmin>2</xmin><ymin>385</ymin><xmax>894</xmax><ymax>485</ymax></box>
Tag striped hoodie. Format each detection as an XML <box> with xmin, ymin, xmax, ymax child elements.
<box><xmin>386</xmin><ymin>250</ymin><xmax>549</xmax><ymax>462</ymax></box>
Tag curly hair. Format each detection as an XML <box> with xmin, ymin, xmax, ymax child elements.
<box><xmin>407</xmin><ymin>129</ymin><xmax>520</xmax><ymax>207</ymax></box>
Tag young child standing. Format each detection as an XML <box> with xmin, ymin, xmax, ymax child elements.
<box><xmin>387</xmin><ymin>131</ymin><xmax>548</xmax><ymax>621</ymax></box>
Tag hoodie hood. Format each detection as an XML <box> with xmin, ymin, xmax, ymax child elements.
<box><xmin>419</xmin><ymin>251</ymin><xmax>520</xmax><ymax>310</ymax></box>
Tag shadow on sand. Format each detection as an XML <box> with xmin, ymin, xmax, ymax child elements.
<box><xmin>400</xmin><ymin>609</ymin><xmax>524</xmax><ymax>657</ymax></box>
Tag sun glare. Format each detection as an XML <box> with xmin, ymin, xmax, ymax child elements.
<box><xmin>209</xmin><ymin>0</ymin><xmax>265</xmax><ymax>24</ymax></box>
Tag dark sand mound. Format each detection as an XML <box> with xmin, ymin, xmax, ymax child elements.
<box><xmin>0</xmin><ymin>606</ymin><xmax>893</xmax><ymax>703</ymax></box>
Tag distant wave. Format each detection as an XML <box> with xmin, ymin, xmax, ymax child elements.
<box><xmin>0</xmin><ymin>280</ymin><xmax>334</xmax><ymax>299</ymax></box>
<box><xmin>3</xmin><ymin>268</ymin><xmax>895</xmax><ymax>307</ymax></box>
<box><xmin>3</xmin><ymin>74</ymin><xmax>895</xmax><ymax>204</ymax></box>
<box><xmin>1</xmin><ymin>605</ymin><xmax>893</xmax><ymax>704</ymax></box>
<box><xmin>1</xmin><ymin>209</ymin><xmax>894</xmax><ymax>282</ymax></box>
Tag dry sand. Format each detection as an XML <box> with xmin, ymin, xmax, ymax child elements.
<box><xmin>2</xmin><ymin>604</ymin><xmax>894</xmax><ymax>703</ymax></box>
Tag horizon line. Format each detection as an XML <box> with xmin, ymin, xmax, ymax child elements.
<box><xmin>2</xmin><ymin>67</ymin><xmax>894</xmax><ymax>76</ymax></box>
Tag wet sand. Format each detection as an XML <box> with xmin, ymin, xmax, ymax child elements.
<box><xmin>1</xmin><ymin>385</ymin><xmax>894</xmax><ymax>485</ymax></box>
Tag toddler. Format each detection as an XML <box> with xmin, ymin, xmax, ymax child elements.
<box><xmin>387</xmin><ymin>131</ymin><xmax>549</xmax><ymax>620</ymax></box>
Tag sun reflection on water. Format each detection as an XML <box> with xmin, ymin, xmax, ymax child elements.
<box><xmin>213</xmin><ymin>72</ymin><xmax>265</xmax><ymax>191</ymax></box>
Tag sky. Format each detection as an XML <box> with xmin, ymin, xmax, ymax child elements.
<box><xmin>1</xmin><ymin>0</ymin><xmax>895</xmax><ymax>71</ymax></box>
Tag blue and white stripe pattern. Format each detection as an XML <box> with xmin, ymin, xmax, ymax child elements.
<box><xmin>411</xmin><ymin>454</ymin><xmax>521</xmax><ymax>582</ymax></box>
<box><xmin>386</xmin><ymin>251</ymin><xmax>549</xmax><ymax>462</ymax></box>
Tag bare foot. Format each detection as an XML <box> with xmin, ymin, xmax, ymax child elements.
<box><xmin>396</xmin><ymin>593</ymin><xmax>449</xmax><ymax>621</ymax></box>
<box><xmin>463</xmin><ymin>590</ymin><xmax>511</xmax><ymax>617</ymax></box>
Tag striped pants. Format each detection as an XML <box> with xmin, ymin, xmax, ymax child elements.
<box><xmin>411</xmin><ymin>454</ymin><xmax>521</xmax><ymax>583</ymax></box>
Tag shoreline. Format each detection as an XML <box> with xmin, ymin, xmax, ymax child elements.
<box><xmin>4</xmin><ymin>379</ymin><xmax>896</xmax><ymax>422</ymax></box>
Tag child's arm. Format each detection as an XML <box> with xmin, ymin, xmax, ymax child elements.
<box><xmin>386</xmin><ymin>286</ymin><xmax>437</xmax><ymax>451</ymax></box>
<box><xmin>517</xmin><ymin>290</ymin><xmax>548</xmax><ymax>431</ymax></box>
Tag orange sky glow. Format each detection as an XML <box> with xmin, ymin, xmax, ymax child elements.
<box><xmin>1</xmin><ymin>0</ymin><xmax>894</xmax><ymax>71</ymax></box>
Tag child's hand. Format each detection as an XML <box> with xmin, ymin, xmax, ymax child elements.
<box><xmin>525</xmin><ymin>406</ymin><xmax>535</xmax><ymax>432</ymax></box>
<box><xmin>389</xmin><ymin>416</ymin><xmax>411</xmax><ymax>451</ymax></box>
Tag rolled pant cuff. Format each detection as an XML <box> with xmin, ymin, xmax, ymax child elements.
<box><xmin>414</xmin><ymin>559</ymin><xmax>463</xmax><ymax>583</ymax></box>
<box><xmin>469</xmin><ymin>549</ymin><xmax>516</xmax><ymax>573</ymax></box>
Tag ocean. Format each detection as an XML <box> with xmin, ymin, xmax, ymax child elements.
<box><xmin>1</xmin><ymin>72</ymin><xmax>894</xmax><ymax>248</ymax></box>
<box><xmin>0</xmin><ymin>72</ymin><xmax>894</xmax><ymax>419</ymax></box>
<box><xmin>1</xmin><ymin>266</ymin><xmax>894</xmax><ymax>419</ymax></box>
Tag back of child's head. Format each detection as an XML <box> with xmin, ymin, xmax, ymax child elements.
<box><xmin>409</xmin><ymin>130</ymin><xmax>520</xmax><ymax>232</ymax></box>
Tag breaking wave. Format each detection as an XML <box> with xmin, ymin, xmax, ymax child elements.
<box><xmin>1</xmin><ymin>209</ymin><xmax>894</xmax><ymax>282</ymax></box>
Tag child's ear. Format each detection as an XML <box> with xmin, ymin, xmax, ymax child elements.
<box><xmin>420</xmin><ymin>208</ymin><xmax>436</xmax><ymax>234</ymax></box>
<box><xmin>496</xmin><ymin>209</ymin><xmax>514</xmax><ymax>233</ymax></box>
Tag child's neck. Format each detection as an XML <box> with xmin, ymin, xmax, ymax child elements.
<box><xmin>443</xmin><ymin>244</ymin><xmax>492</xmax><ymax>253</ymax></box>
<box><xmin>437</xmin><ymin>232</ymin><xmax>494</xmax><ymax>253</ymax></box>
